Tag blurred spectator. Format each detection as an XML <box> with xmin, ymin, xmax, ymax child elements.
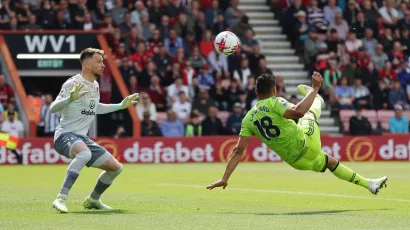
<box><xmin>0</xmin><ymin>0</ymin><xmax>13</xmax><ymax>30</ymax></box>
<box><xmin>361</xmin><ymin>61</ymin><xmax>379</xmax><ymax>89</ymax></box>
<box><xmin>232</xmin><ymin>16</ymin><xmax>251</xmax><ymax>39</ymax></box>
<box><xmin>119</xmin><ymin>12</ymin><xmax>133</xmax><ymax>38</ymax></box>
<box><xmin>328</xmin><ymin>12</ymin><xmax>349</xmax><ymax>40</ymax></box>
<box><xmin>293</xmin><ymin>10</ymin><xmax>309</xmax><ymax>52</ymax></box>
<box><xmin>362</xmin><ymin>28</ymin><xmax>378</xmax><ymax>55</ymax></box>
<box><xmin>185</xmin><ymin>113</ymin><xmax>202</xmax><ymax>136</ymax></box>
<box><xmin>379</xmin><ymin>28</ymin><xmax>394</xmax><ymax>54</ymax></box>
<box><xmin>209</xmin><ymin>79</ymin><xmax>228</xmax><ymax>111</ymax></box>
<box><xmin>0</xmin><ymin>75</ymin><xmax>14</xmax><ymax>108</ymax></box>
<box><xmin>4</xmin><ymin>98</ymin><xmax>16</xmax><ymax>121</ymax></box>
<box><xmin>323</xmin><ymin>0</ymin><xmax>342</xmax><ymax>25</ymax></box>
<box><xmin>188</xmin><ymin>47</ymin><xmax>207</xmax><ymax>70</ymax></box>
<box><xmin>344</xmin><ymin>0</ymin><xmax>360</xmax><ymax>26</ymax></box>
<box><xmin>389</xmin><ymin>80</ymin><xmax>409</xmax><ymax>109</ymax></box>
<box><xmin>389</xmin><ymin>104</ymin><xmax>409</xmax><ymax>133</ymax></box>
<box><xmin>353</xmin><ymin>78</ymin><xmax>371</xmax><ymax>109</ymax></box>
<box><xmin>165</xmin><ymin>29</ymin><xmax>184</xmax><ymax>56</ymax></box>
<box><xmin>326</xmin><ymin>29</ymin><xmax>341</xmax><ymax>53</ymax></box>
<box><xmin>175</xmin><ymin>13</ymin><xmax>193</xmax><ymax>39</ymax></box>
<box><xmin>9</xmin><ymin>17</ymin><xmax>18</xmax><ymax>31</ymax></box>
<box><xmin>378</xmin><ymin>0</ymin><xmax>398</xmax><ymax>28</ymax></box>
<box><xmin>158</xmin><ymin>15</ymin><xmax>172</xmax><ymax>39</ymax></box>
<box><xmin>140</xmin><ymin>13</ymin><xmax>153</xmax><ymax>40</ymax></box>
<box><xmin>349</xmin><ymin>106</ymin><xmax>372</xmax><ymax>135</ymax></box>
<box><xmin>351</xmin><ymin>12</ymin><xmax>367</xmax><ymax>38</ymax></box>
<box><xmin>205</xmin><ymin>0</ymin><xmax>222</xmax><ymax>27</ymax></box>
<box><xmin>342</xmin><ymin>57</ymin><xmax>361</xmax><ymax>85</ymax></box>
<box><xmin>323</xmin><ymin>59</ymin><xmax>342</xmax><ymax>94</ymax></box>
<box><xmin>212</xmin><ymin>12</ymin><xmax>228</xmax><ymax>35</ymax></box>
<box><xmin>126</xmin><ymin>28</ymin><xmax>143</xmax><ymax>53</ymax></box>
<box><xmin>399</xmin><ymin>28</ymin><xmax>410</xmax><ymax>56</ymax></box>
<box><xmin>379</xmin><ymin>61</ymin><xmax>397</xmax><ymax>85</ymax></box>
<box><xmin>208</xmin><ymin>49</ymin><xmax>228</xmax><ymax>74</ymax></box>
<box><xmin>289</xmin><ymin>94</ymin><xmax>298</xmax><ymax>105</ymax></box>
<box><xmin>372</xmin><ymin>44</ymin><xmax>389</xmax><ymax>71</ymax></box>
<box><xmin>92</xmin><ymin>0</ymin><xmax>107</xmax><ymax>26</ymax></box>
<box><xmin>39</xmin><ymin>93</ymin><xmax>60</xmax><ymax>137</ymax></box>
<box><xmin>130</xmin><ymin>1</ymin><xmax>147</xmax><ymax>26</ymax></box>
<box><xmin>153</xmin><ymin>46</ymin><xmax>172</xmax><ymax>78</ymax></box>
<box><xmin>390</xmin><ymin>41</ymin><xmax>406</xmax><ymax>68</ymax></box>
<box><xmin>167</xmin><ymin>77</ymin><xmax>189</xmax><ymax>103</ymax></box>
<box><xmin>226</xmin><ymin>103</ymin><xmax>245</xmax><ymax>134</ymax></box>
<box><xmin>276</xmin><ymin>76</ymin><xmax>287</xmax><ymax>98</ymax></box>
<box><xmin>192</xmin><ymin>88</ymin><xmax>215</xmax><ymax>118</ymax></box>
<box><xmin>141</xmin><ymin>111</ymin><xmax>162</xmax><ymax>137</ymax></box>
<box><xmin>255</xmin><ymin>58</ymin><xmax>272</xmax><ymax>77</ymax></box>
<box><xmin>53</xmin><ymin>9</ymin><xmax>72</xmax><ymax>29</ymax></box>
<box><xmin>334</xmin><ymin>77</ymin><xmax>355</xmax><ymax>109</ymax></box>
<box><xmin>362</xmin><ymin>0</ymin><xmax>379</xmax><ymax>24</ymax></box>
<box><xmin>226</xmin><ymin>80</ymin><xmax>242</xmax><ymax>110</ymax></box>
<box><xmin>146</xmin><ymin>75</ymin><xmax>166</xmax><ymax>111</ymax></box>
<box><xmin>163</xmin><ymin>62</ymin><xmax>184</xmax><ymax>87</ymax></box>
<box><xmin>199</xmin><ymin>30</ymin><xmax>214</xmax><ymax>58</ymax></box>
<box><xmin>248</xmin><ymin>44</ymin><xmax>266</xmax><ymax>75</ymax></box>
<box><xmin>160</xmin><ymin>109</ymin><xmax>184</xmax><ymax>137</ymax></box>
<box><xmin>172</xmin><ymin>91</ymin><xmax>192</xmax><ymax>122</ymax></box>
<box><xmin>1</xmin><ymin>109</ymin><xmax>22</xmax><ymax>164</ymax></box>
<box><xmin>198</xmin><ymin>64</ymin><xmax>215</xmax><ymax>90</ymax></box>
<box><xmin>79</xmin><ymin>11</ymin><xmax>98</xmax><ymax>31</ymax></box>
<box><xmin>183</xmin><ymin>61</ymin><xmax>197</xmax><ymax>85</ymax></box>
<box><xmin>111</xmin><ymin>0</ymin><xmax>127</xmax><ymax>26</ymax></box>
<box><xmin>100</xmin><ymin>14</ymin><xmax>118</xmax><ymax>45</ymax></box>
<box><xmin>345</xmin><ymin>30</ymin><xmax>362</xmax><ymax>53</ymax></box>
<box><xmin>304</xmin><ymin>28</ymin><xmax>322</xmax><ymax>65</ymax></box>
<box><xmin>355</xmin><ymin>47</ymin><xmax>371</xmax><ymax>70</ymax></box>
<box><xmin>147</xmin><ymin>29</ymin><xmax>164</xmax><ymax>53</ymax></box>
<box><xmin>373</xmin><ymin>80</ymin><xmax>390</xmax><ymax>110</ymax></box>
<box><xmin>173</xmin><ymin>48</ymin><xmax>187</xmax><ymax>70</ymax></box>
<box><xmin>307</xmin><ymin>0</ymin><xmax>327</xmax><ymax>32</ymax></box>
<box><xmin>225</xmin><ymin>0</ymin><xmax>245</xmax><ymax>27</ymax></box>
<box><xmin>397</xmin><ymin>60</ymin><xmax>410</xmax><ymax>88</ymax></box>
<box><xmin>233</xmin><ymin>58</ymin><xmax>251</xmax><ymax>88</ymax></box>
<box><xmin>136</xmin><ymin>92</ymin><xmax>157</xmax><ymax>121</ymax></box>
<box><xmin>202</xmin><ymin>106</ymin><xmax>224</xmax><ymax>135</ymax></box>
<box><xmin>21</xmin><ymin>14</ymin><xmax>42</xmax><ymax>30</ymax></box>
<box><xmin>194</xmin><ymin>11</ymin><xmax>207</xmax><ymax>41</ymax></box>
<box><xmin>189</xmin><ymin>76</ymin><xmax>200</xmax><ymax>99</ymax></box>
<box><xmin>2</xmin><ymin>109</ymin><xmax>24</xmax><ymax>138</ymax></box>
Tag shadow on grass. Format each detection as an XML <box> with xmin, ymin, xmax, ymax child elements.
<box><xmin>222</xmin><ymin>209</ymin><xmax>392</xmax><ymax>216</ymax></box>
<box><xmin>70</xmin><ymin>209</ymin><xmax>134</xmax><ymax>215</ymax></box>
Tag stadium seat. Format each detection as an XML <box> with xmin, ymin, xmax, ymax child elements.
<box><xmin>377</xmin><ymin>110</ymin><xmax>394</xmax><ymax>131</ymax></box>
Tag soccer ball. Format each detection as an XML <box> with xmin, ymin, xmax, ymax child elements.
<box><xmin>214</xmin><ymin>31</ymin><xmax>240</xmax><ymax>56</ymax></box>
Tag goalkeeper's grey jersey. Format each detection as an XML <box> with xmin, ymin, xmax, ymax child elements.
<box><xmin>54</xmin><ymin>74</ymin><xmax>100</xmax><ymax>141</ymax></box>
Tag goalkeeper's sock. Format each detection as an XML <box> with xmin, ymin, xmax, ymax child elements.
<box><xmin>90</xmin><ymin>165</ymin><xmax>123</xmax><ymax>200</ymax></box>
<box><xmin>58</xmin><ymin>151</ymin><xmax>91</xmax><ymax>197</ymax></box>
<box><xmin>309</xmin><ymin>97</ymin><xmax>322</xmax><ymax>120</ymax></box>
<box><xmin>331</xmin><ymin>162</ymin><xmax>371</xmax><ymax>188</ymax></box>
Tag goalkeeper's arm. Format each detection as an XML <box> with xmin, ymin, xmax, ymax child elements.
<box><xmin>97</xmin><ymin>93</ymin><xmax>139</xmax><ymax>115</ymax></box>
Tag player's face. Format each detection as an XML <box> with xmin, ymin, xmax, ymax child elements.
<box><xmin>90</xmin><ymin>54</ymin><xmax>105</xmax><ymax>77</ymax></box>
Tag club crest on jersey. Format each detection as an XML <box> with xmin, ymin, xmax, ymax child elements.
<box><xmin>89</xmin><ymin>100</ymin><xmax>95</xmax><ymax>109</ymax></box>
<box><xmin>278</xmin><ymin>98</ymin><xmax>288</xmax><ymax>107</ymax></box>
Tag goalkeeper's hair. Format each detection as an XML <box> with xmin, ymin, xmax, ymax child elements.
<box><xmin>256</xmin><ymin>73</ymin><xmax>276</xmax><ymax>95</ymax></box>
<box><xmin>79</xmin><ymin>48</ymin><xmax>104</xmax><ymax>64</ymax></box>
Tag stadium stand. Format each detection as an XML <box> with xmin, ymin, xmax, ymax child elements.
<box><xmin>0</xmin><ymin>0</ymin><xmax>409</xmax><ymax>137</ymax></box>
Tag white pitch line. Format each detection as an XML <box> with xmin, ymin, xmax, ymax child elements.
<box><xmin>157</xmin><ymin>183</ymin><xmax>410</xmax><ymax>203</ymax></box>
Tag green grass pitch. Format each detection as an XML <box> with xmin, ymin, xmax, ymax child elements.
<box><xmin>1</xmin><ymin>162</ymin><xmax>410</xmax><ymax>230</ymax></box>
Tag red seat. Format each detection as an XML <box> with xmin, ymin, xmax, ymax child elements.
<box><xmin>340</xmin><ymin>110</ymin><xmax>355</xmax><ymax>122</ymax></box>
<box><xmin>377</xmin><ymin>110</ymin><xmax>394</xmax><ymax>122</ymax></box>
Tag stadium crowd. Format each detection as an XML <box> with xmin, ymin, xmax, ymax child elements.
<box><xmin>277</xmin><ymin>0</ymin><xmax>410</xmax><ymax>133</ymax></box>
<box><xmin>0</xmin><ymin>0</ymin><xmax>287</xmax><ymax>137</ymax></box>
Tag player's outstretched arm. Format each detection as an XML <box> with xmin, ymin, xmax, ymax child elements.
<box><xmin>50</xmin><ymin>83</ymin><xmax>89</xmax><ymax>113</ymax></box>
<box><xmin>206</xmin><ymin>135</ymin><xmax>250</xmax><ymax>190</ymax></box>
<box><xmin>96</xmin><ymin>93</ymin><xmax>139</xmax><ymax>114</ymax></box>
<box><xmin>283</xmin><ymin>72</ymin><xmax>323</xmax><ymax>120</ymax></box>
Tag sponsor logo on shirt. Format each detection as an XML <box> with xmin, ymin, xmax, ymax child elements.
<box><xmin>89</xmin><ymin>100</ymin><xmax>95</xmax><ymax>109</ymax></box>
<box><xmin>81</xmin><ymin>109</ymin><xmax>95</xmax><ymax>116</ymax></box>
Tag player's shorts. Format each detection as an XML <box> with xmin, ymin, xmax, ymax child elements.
<box><xmin>289</xmin><ymin>116</ymin><xmax>328</xmax><ymax>173</ymax></box>
<box><xmin>54</xmin><ymin>132</ymin><xmax>112</xmax><ymax>168</ymax></box>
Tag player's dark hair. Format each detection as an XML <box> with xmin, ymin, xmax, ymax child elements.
<box><xmin>256</xmin><ymin>73</ymin><xmax>276</xmax><ymax>95</ymax></box>
<box><xmin>79</xmin><ymin>48</ymin><xmax>104</xmax><ymax>64</ymax></box>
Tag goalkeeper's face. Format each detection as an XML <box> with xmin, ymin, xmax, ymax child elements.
<box><xmin>89</xmin><ymin>54</ymin><xmax>105</xmax><ymax>78</ymax></box>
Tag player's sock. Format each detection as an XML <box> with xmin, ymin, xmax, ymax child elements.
<box><xmin>330</xmin><ymin>162</ymin><xmax>370</xmax><ymax>188</ymax></box>
<box><xmin>89</xmin><ymin>165</ymin><xmax>123</xmax><ymax>200</ymax></box>
<box><xmin>58</xmin><ymin>151</ymin><xmax>92</xmax><ymax>197</ymax></box>
<box><xmin>309</xmin><ymin>97</ymin><xmax>322</xmax><ymax>120</ymax></box>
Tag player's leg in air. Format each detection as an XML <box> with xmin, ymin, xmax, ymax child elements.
<box><xmin>292</xmin><ymin>84</ymin><xmax>388</xmax><ymax>195</ymax></box>
<box><xmin>52</xmin><ymin>134</ymin><xmax>122</xmax><ymax>213</ymax></box>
